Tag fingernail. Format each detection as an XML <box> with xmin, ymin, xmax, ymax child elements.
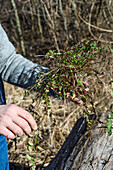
<box><xmin>34</xmin><ymin>125</ymin><xmax>37</xmax><ymax>130</ymax></box>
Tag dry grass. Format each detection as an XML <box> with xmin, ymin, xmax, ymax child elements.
<box><xmin>6</xmin><ymin>50</ymin><xmax>113</xmax><ymax>169</ymax></box>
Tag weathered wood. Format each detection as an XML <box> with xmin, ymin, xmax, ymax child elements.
<box><xmin>45</xmin><ymin>116</ymin><xmax>87</xmax><ymax>170</ymax></box>
<box><xmin>72</xmin><ymin>112</ymin><xmax>113</xmax><ymax>170</ymax></box>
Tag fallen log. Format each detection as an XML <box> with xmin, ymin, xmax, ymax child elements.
<box><xmin>45</xmin><ymin>116</ymin><xmax>88</xmax><ymax>170</ymax></box>
<box><xmin>72</xmin><ymin>112</ymin><xmax>113</xmax><ymax>170</ymax></box>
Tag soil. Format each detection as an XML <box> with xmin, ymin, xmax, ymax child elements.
<box><xmin>5</xmin><ymin>45</ymin><xmax>113</xmax><ymax>170</ymax></box>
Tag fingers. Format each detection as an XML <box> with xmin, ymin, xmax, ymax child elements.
<box><xmin>16</xmin><ymin>107</ymin><xmax>37</xmax><ymax>131</ymax></box>
<box><xmin>0</xmin><ymin>104</ymin><xmax>37</xmax><ymax>139</ymax></box>
<box><xmin>7</xmin><ymin>121</ymin><xmax>24</xmax><ymax>137</ymax></box>
<box><xmin>66</xmin><ymin>92</ymin><xmax>83</xmax><ymax>105</ymax></box>
<box><xmin>12</xmin><ymin>116</ymin><xmax>31</xmax><ymax>135</ymax></box>
<box><xmin>0</xmin><ymin>125</ymin><xmax>15</xmax><ymax>139</ymax></box>
<box><xmin>72</xmin><ymin>97</ymin><xmax>83</xmax><ymax>105</ymax></box>
<box><xmin>6</xmin><ymin>105</ymin><xmax>37</xmax><ymax>131</ymax></box>
<box><xmin>0</xmin><ymin>115</ymin><xmax>23</xmax><ymax>138</ymax></box>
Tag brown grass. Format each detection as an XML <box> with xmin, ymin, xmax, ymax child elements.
<box><xmin>6</xmin><ymin>50</ymin><xmax>113</xmax><ymax>168</ymax></box>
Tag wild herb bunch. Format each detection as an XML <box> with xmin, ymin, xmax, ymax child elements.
<box><xmin>31</xmin><ymin>40</ymin><xmax>106</xmax><ymax>105</ymax></box>
<box><xmin>24</xmin><ymin>40</ymin><xmax>113</xmax><ymax>168</ymax></box>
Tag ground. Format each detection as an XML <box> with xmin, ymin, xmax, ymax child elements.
<box><xmin>5</xmin><ymin>46</ymin><xmax>113</xmax><ymax>169</ymax></box>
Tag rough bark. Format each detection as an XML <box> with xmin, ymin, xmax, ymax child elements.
<box><xmin>45</xmin><ymin>116</ymin><xmax>88</xmax><ymax>170</ymax></box>
<box><xmin>45</xmin><ymin>112</ymin><xmax>113</xmax><ymax>170</ymax></box>
<box><xmin>72</xmin><ymin>112</ymin><xmax>113</xmax><ymax>170</ymax></box>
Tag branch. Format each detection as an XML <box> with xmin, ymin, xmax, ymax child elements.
<box><xmin>11</xmin><ymin>0</ymin><xmax>26</xmax><ymax>56</ymax></box>
<box><xmin>78</xmin><ymin>14</ymin><xmax>113</xmax><ymax>33</ymax></box>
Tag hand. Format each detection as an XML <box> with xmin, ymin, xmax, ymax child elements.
<box><xmin>0</xmin><ymin>104</ymin><xmax>37</xmax><ymax>139</ymax></box>
<box><xmin>66</xmin><ymin>80</ymin><xmax>89</xmax><ymax>105</ymax></box>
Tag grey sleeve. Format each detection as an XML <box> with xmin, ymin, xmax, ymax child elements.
<box><xmin>0</xmin><ymin>24</ymin><xmax>49</xmax><ymax>89</ymax></box>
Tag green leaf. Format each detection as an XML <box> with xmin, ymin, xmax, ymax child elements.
<box><xmin>28</xmin><ymin>141</ymin><xmax>33</xmax><ymax>146</ymax></box>
<box><xmin>49</xmin><ymin>50</ymin><xmax>56</xmax><ymax>54</ymax></box>
<box><xmin>81</xmin><ymin>96</ymin><xmax>87</xmax><ymax>102</ymax></box>
<box><xmin>26</xmin><ymin>154</ymin><xmax>31</xmax><ymax>160</ymax></box>
<box><xmin>30</xmin><ymin>160</ymin><xmax>35</xmax><ymax>163</ymax></box>
<box><xmin>53</xmin><ymin>118</ymin><xmax>56</xmax><ymax>125</ymax></box>
<box><xmin>108</xmin><ymin>61</ymin><xmax>111</xmax><ymax>65</ymax></box>
<box><xmin>84</xmin><ymin>73</ymin><xmax>87</xmax><ymax>76</ymax></box>
<box><xmin>70</xmin><ymin>89</ymin><xmax>74</xmax><ymax>93</ymax></box>
<box><xmin>23</xmin><ymin>97</ymin><xmax>27</xmax><ymax>100</ymax></box>
<box><xmin>35</xmin><ymin>138</ymin><xmax>38</xmax><ymax>144</ymax></box>
<box><xmin>28</xmin><ymin>146</ymin><xmax>32</xmax><ymax>152</ymax></box>
<box><xmin>107</xmin><ymin>128</ymin><xmax>112</xmax><ymax>136</ymax></box>
<box><xmin>31</xmin><ymin>166</ymin><xmax>36</xmax><ymax>170</ymax></box>
<box><xmin>103</xmin><ymin>46</ymin><xmax>107</xmax><ymax>49</ymax></box>
<box><xmin>33</xmin><ymin>154</ymin><xmax>36</xmax><ymax>158</ymax></box>
<box><xmin>106</xmin><ymin>120</ymin><xmax>112</xmax><ymax>127</ymax></box>
<box><xmin>68</xmin><ymin>65</ymin><xmax>74</xmax><ymax>69</ymax></box>
<box><xmin>33</xmin><ymin>145</ymin><xmax>36</xmax><ymax>151</ymax></box>
<box><xmin>25</xmin><ymin>91</ymin><xmax>29</xmax><ymax>96</ymax></box>
<box><xmin>111</xmin><ymin>91</ymin><xmax>113</xmax><ymax>97</ymax></box>
<box><xmin>108</xmin><ymin>114</ymin><xmax>112</xmax><ymax>119</ymax></box>
<box><xmin>110</xmin><ymin>48</ymin><xmax>113</xmax><ymax>53</ymax></box>
<box><xmin>34</xmin><ymin>130</ymin><xmax>38</xmax><ymax>135</ymax></box>
<box><xmin>77</xmin><ymin>80</ymin><xmax>83</xmax><ymax>85</ymax></box>
<box><xmin>85</xmin><ymin>88</ymin><xmax>89</xmax><ymax>91</ymax></box>
<box><xmin>29</xmin><ymin>163</ymin><xmax>33</xmax><ymax>166</ymax></box>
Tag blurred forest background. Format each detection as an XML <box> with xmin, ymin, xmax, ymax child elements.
<box><xmin>1</xmin><ymin>0</ymin><xmax>113</xmax><ymax>59</ymax></box>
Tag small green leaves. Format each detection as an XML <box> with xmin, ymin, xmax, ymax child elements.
<box><xmin>31</xmin><ymin>166</ymin><xmax>36</xmax><ymax>170</ymax></box>
<box><xmin>110</xmin><ymin>48</ymin><xmax>113</xmax><ymax>53</ymax></box>
<box><xmin>103</xmin><ymin>46</ymin><xmax>107</xmax><ymax>49</ymax></box>
<box><xmin>26</xmin><ymin>154</ymin><xmax>31</xmax><ymax>160</ymax></box>
<box><xmin>85</xmin><ymin>88</ymin><xmax>89</xmax><ymax>91</ymax></box>
<box><xmin>34</xmin><ymin>130</ymin><xmax>38</xmax><ymax>135</ymax></box>
<box><xmin>68</xmin><ymin>65</ymin><xmax>74</xmax><ymax>69</ymax></box>
<box><xmin>84</xmin><ymin>73</ymin><xmax>87</xmax><ymax>76</ymax></box>
<box><xmin>35</xmin><ymin>138</ymin><xmax>38</xmax><ymax>144</ymax></box>
<box><xmin>106</xmin><ymin>120</ymin><xmax>112</xmax><ymax>136</ymax></box>
<box><xmin>49</xmin><ymin>50</ymin><xmax>56</xmax><ymax>54</ymax></box>
<box><xmin>106</xmin><ymin>112</ymin><xmax>113</xmax><ymax>136</ymax></box>
<box><xmin>23</xmin><ymin>97</ymin><xmax>27</xmax><ymax>100</ymax></box>
<box><xmin>28</xmin><ymin>141</ymin><xmax>33</xmax><ymax>146</ymax></box>
<box><xmin>28</xmin><ymin>146</ymin><xmax>32</xmax><ymax>152</ymax></box>
<box><xmin>77</xmin><ymin>80</ymin><xmax>83</xmax><ymax>85</ymax></box>
<box><xmin>25</xmin><ymin>91</ymin><xmax>29</xmax><ymax>96</ymax></box>
<box><xmin>30</xmin><ymin>160</ymin><xmax>35</xmax><ymax>163</ymax></box>
<box><xmin>24</xmin><ymin>39</ymin><xmax>113</xmax><ymax>168</ymax></box>
<box><xmin>33</xmin><ymin>145</ymin><xmax>36</xmax><ymax>151</ymax></box>
<box><xmin>108</xmin><ymin>61</ymin><xmax>111</xmax><ymax>66</ymax></box>
<box><xmin>111</xmin><ymin>91</ymin><xmax>113</xmax><ymax>97</ymax></box>
<box><xmin>81</xmin><ymin>96</ymin><xmax>87</xmax><ymax>102</ymax></box>
<box><xmin>33</xmin><ymin>154</ymin><xmax>36</xmax><ymax>158</ymax></box>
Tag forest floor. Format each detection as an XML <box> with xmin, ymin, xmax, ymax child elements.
<box><xmin>5</xmin><ymin>48</ymin><xmax>113</xmax><ymax>170</ymax></box>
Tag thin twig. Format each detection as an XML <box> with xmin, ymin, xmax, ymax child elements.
<box><xmin>78</xmin><ymin>14</ymin><xmax>113</xmax><ymax>33</ymax></box>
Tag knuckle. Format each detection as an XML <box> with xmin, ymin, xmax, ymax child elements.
<box><xmin>5</xmin><ymin>104</ymin><xmax>16</xmax><ymax>116</ymax></box>
<box><xmin>26</xmin><ymin>128</ymin><xmax>31</xmax><ymax>134</ymax></box>
<box><xmin>25</xmin><ymin>126</ymin><xmax>31</xmax><ymax>134</ymax></box>
<box><xmin>15</xmin><ymin>129</ymin><xmax>23</xmax><ymax>136</ymax></box>
<box><xmin>1</xmin><ymin>115</ymin><xmax>8</xmax><ymax>124</ymax></box>
<box><xmin>21</xmin><ymin>122</ymin><xmax>31</xmax><ymax>133</ymax></box>
<box><xmin>0</xmin><ymin>124</ymin><xmax>4</xmax><ymax>131</ymax></box>
<box><xmin>22</xmin><ymin>122</ymin><xmax>27</xmax><ymax>129</ymax></box>
<box><xmin>24</xmin><ymin>126</ymin><xmax>31</xmax><ymax>134</ymax></box>
<box><xmin>24</xmin><ymin>112</ymin><xmax>31</xmax><ymax>120</ymax></box>
<box><xmin>9</xmin><ymin>104</ymin><xmax>16</xmax><ymax>110</ymax></box>
<box><xmin>0</xmin><ymin>125</ymin><xmax>15</xmax><ymax>139</ymax></box>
